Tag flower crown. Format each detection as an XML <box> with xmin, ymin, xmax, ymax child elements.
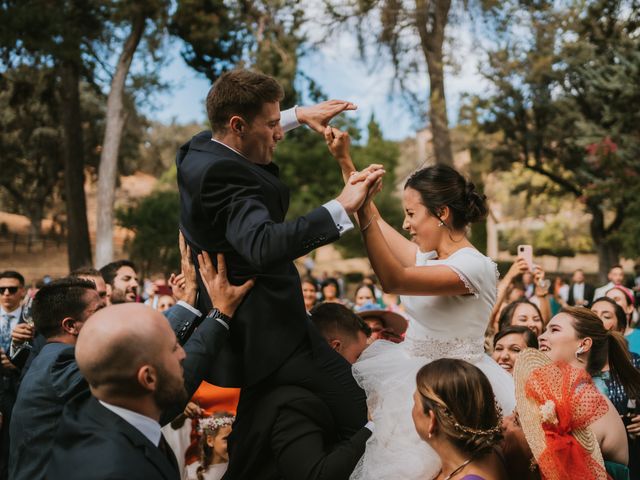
<box><xmin>198</xmin><ymin>415</ymin><xmax>235</xmax><ymax>434</ymax></box>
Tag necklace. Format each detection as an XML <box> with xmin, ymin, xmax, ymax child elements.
<box><xmin>443</xmin><ymin>457</ymin><xmax>473</xmax><ymax>480</ymax></box>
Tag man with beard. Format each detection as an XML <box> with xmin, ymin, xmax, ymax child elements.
<box><xmin>44</xmin><ymin>251</ymin><xmax>252</xmax><ymax>480</ymax></box>
<box><xmin>45</xmin><ymin>304</ymin><xmax>187</xmax><ymax>480</ymax></box>
<box><xmin>9</xmin><ymin>278</ymin><xmax>105</xmax><ymax>480</ymax></box>
<box><xmin>99</xmin><ymin>260</ymin><xmax>139</xmax><ymax>304</ymax></box>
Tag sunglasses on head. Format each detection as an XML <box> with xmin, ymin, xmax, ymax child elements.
<box><xmin>0</xmin><ymin>287</ymin><xmax>19</xmax><ymax>295</ymax></box>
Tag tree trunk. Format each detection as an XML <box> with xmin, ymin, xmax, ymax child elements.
<box><xmin>27</xmin><ymin>202</ymin><xmax>44</xmax><ymax>242</ymax></box>
<box><xmin>95</xmin><ymin>16</ymin><xmax>147</xmax><ymax>268</ymax></box>
<box><xmin>59</xmin><ymin>60</ymin><xmax>92</xmax><ymax>270</ymax></box>
<box><xmin>415</xmin><ymin>0</ymin><xmax>454</xmax><ymax>166</ymax></box>
<box><xmin>588</xmin><ymin>202</ymin><xmax>620</xmax><ymax>283</ymax></box>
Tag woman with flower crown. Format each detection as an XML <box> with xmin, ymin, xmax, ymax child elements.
<box><xmin>324</xmin><ymin>127</ymin><xmax>516</xmax><ymax>480</ymax></box>
<box><xmin>186</xmin><ymin>412</ymin><xmax>234</xmax><ymax>480</ymax></box>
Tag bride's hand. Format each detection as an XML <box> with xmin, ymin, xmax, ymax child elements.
<box><xmin>362</xmin><ymin>177</ymin><xmax>383</xmax><ymax>210</ymax></box>
<box><xmin>324</xmin><ymin>126</ymin><xmax>351</xmax><ymax>162</ymax></box>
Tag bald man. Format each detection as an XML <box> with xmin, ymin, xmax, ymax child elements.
<box><xmin>45</xmin><ymin>253</ymin><xmax>252</xmax><ymax>480</ymax></box>
<box><xmin>46</xmin><ymin>304</ymin><xmax>186</xmax><ymax>480</ymax></box>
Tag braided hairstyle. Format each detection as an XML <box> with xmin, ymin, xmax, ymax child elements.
<box><xmin>405</xmin><ymin>165</ymin><xmax>488</xmax><ymax>231</ymax></box>
<box><xmin>416</xmin><ymin>359</ymin><xmax>503</xmax><ymax>456</ymax></box>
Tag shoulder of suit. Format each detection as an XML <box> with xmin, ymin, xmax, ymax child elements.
<box><xmin>266</xmin><ymin>386</ymin><xmax>332</xmax><ymax>419</ymax></box>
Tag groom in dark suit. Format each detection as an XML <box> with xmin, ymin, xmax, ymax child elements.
<box><xmin>177</xmin><ymin>69</ymin><xmax>382</xmax><ymax>444</ymax></box>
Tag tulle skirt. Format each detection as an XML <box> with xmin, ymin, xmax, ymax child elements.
<box><xmin>350</xmin><ymin>338</ymin><xmax>516</xmax><ymax>480</ymax></box>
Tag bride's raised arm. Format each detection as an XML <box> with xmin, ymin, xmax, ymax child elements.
<box><xmin>324</xmin><ymin>126</ymin><xmax>417</xmax><ymax>267</ymax></box>
<box><xmin>356</xmin><ymin>201</ymin><xmax>470</xmax><ymax>296</ymax></box>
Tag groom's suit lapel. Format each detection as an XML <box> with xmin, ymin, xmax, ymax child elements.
<box><xmin>191</xmin><ymin>133</ymin><xmax>290</xmax><ymax>216</ymax></box>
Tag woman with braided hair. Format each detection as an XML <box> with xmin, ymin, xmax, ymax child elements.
<box><xmin>412</xmin><ymin>359</ymin><xmax>507</xmax><ymax>480</ymax></box>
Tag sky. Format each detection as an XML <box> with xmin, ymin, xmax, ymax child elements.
<box><xmin>148</xmin><ymin>19</ymin><xmax>490</xmax><ymax>142</ymax></box>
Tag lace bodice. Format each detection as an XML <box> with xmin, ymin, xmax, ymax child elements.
<box><xmin>400</xmin><ymin>248</ymin><xmax>498</xmax><ymax>352</ymax></box>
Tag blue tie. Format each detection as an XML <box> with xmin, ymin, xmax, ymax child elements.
<box><xmin>0</xmin><ymin>314</ymin><xmax>13</xmax><ymax>352</ymax></box>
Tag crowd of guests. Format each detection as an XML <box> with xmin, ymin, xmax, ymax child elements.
<box><xmin>2</xmin><ymin>249</ymin><xmax>640</xmax><ymax>479</ymax></box>
<box><xmin>0</xmin><ymin>249</ymin><xmax>640</xmax><ymax>480</ymax></box>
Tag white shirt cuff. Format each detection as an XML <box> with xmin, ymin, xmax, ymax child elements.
<box><xmin>176</xmin><ymin>300</ymin><xmax>202</xmax><ymax>317</ymax></box>
<box><xmin>364</xmin><ymin>421</ymin><xmax>375</xmax><ymax>433</ymax></box>
<box><xmin>322</xmin><ymin>200</ymin><xmax>354</xmax><ymax>237</ymax></box>
<box><xmin>215</xmin><ymin>318</ymin><xmax>230</xmax><ymax>330</ymax></box>
<box><xmin>280</xmin><ymin>107</ymin><xmax>300</xmax><ymax>133</ymax></box>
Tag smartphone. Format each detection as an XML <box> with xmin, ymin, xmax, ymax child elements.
<box><xmin>517</xmin><ymin>245</ymin><xmax>534</xmax><ymax>271</ymax></box>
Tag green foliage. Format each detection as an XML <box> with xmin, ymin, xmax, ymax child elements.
<box><xmin>171</xmin><ymin>0</ymin><xmax>305</xmax><ymax>107</ymax></box>
<box><xmin>276</xmin><ymin>115</ymin><xmax>403</xmax><ymax>258</ymax></box>
<box><xmin>470</xmin><ymin>0</ymin><xmax>640</xmax><ymax>274</ymax></box>
<box><xmin>116</xmin><ymin>189</ymin><xmax>181</xmax><ymax>276</ymax></box>
<box><xmin>0</xmin><ymin>66</ymin><xmax>63</xmax><ymax>232</ymax></box>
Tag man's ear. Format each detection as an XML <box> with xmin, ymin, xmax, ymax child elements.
<box><xmin>137</xmin><ymin>365</ymin><xmax>157</xmax><ymax>393</ymax></box>
<box><xmin>329</xmin><ymin>339</ymin><xmax>341</xmax><ymax>352</ymax></box>
<box><xmin>61</xmin><ymin>317</ymin><xmax>79</xmax><ymax>336</ymax></box>
<box><xmin>229</xmin><ymin>116</ymin><xmax>246</xmax><ymax>136</ymax></box>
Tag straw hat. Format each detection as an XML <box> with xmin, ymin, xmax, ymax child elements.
<box><xmin>354</xmin><ymin>303</ymin><xmax>408</xmax><ymax>336</ymax></box>
<box><xmin>513</xmin><ymin>348</ymin><xmax>606</xmax><ymax>478</ymax></box>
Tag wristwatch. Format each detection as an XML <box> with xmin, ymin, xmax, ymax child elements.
<box><xmin>207</xmin><ymin>307</ymin><xmax>232</xmax><ymax>326</ymax></box>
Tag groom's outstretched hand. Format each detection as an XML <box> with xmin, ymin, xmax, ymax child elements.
<box><xmin>197</xmin><ymin>252</ymin><xmax>255</xmax><ymax>319</ymax></box>
<box><xmin>297</xmin><ymin>100</ymin><xmax>357</xmax><ymax>133</ymax></box>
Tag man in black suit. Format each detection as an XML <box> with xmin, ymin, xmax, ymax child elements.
<box><xmin>46</xmin><ymin>303</ymin><xmax>186</xmax><ymax>480</ymax></box>
<box><xmin>0</xmin><ymin>270</ymin><xmax>28</xmax><ymax>480</ymax></box>
<box><xmin>177</xmin><ymin>69</ymin><xmax>383</xmax><ymax>442</ymax></box>
<box><xmin>13</xmin><ymin>251</ymin><xmax>250</xmax><ymax>479</ymax></box>
<box><xmin>567</xmin><ymin>268</ymin><xmax>595</xmax><ymax>307</ymax></box>
<box><xmin>227</xmin><ymin>303</ymin><xmax>374</xmax><ymax>479</ymax></box>
<box><xmin>10</xmin><ymin>278</ymin><xmax>104</xmax><ymax>480</ymax></box>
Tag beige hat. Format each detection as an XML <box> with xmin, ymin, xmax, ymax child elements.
<box><xmin>513</xmin><ymin>348</ymin><xmax>608</xmax><ymax>479</ymax></box>
<box><xmin>354</xmin><ymin>303</ymin><xmax>408</xmax><ymax>336</ymax></box>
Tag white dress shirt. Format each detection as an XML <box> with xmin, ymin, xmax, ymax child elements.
<box><xmin>572</xmin><ymin>283</ymin><xmax>585</xmax><ymax>302</ymax></box>
<box><xmin>594</xmin><ymin>281</ymin><xmax>615</xmax><ymax>301</ymax></box>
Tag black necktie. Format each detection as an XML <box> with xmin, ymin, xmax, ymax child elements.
<box><xmin>158</xmin><ymin>432</ymin><xmax>179</xmax><ymax>474</ymax></box>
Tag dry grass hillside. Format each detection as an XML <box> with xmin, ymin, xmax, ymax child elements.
<box><xmin>0</xmin><ymin>171</ymin><xmax>157</xmax><ymax>283</ymax></box>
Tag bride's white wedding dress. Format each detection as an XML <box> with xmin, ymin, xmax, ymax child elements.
<box><xmin>351</xmin><ymin>247</ymin><xmax>516</xmax><ymax>480</ymax></box>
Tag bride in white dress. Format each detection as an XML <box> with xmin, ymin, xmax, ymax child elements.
<box><xmin>324</xmin><ymin>127</ymin><xmax>516</xmax><ymax>480</ymax></box>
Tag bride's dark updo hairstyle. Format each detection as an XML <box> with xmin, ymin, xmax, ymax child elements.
<box><xmin>405</xmin><ymin>165</ymin><xmax>488</xmax><ymax>230</ymax></box>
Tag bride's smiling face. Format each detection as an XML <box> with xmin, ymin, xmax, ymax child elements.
<box><xmin>402</xmin><ymin>187</ymin><xmax>442</xmax><ymax>252</ymax></box>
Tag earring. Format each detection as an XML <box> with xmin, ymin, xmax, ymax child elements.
<box><xmin>428</xmin><ymin>432</ymin><xmax>432</xmax><ymax>439</ymax></box>
<box><xmin>437</xmin><ymin>221</ymin><xmax>444</xmax><ymax>227</ymax></box>
<box><xmin>575</xmin><ymin>345</ymin><xmax>585</xmax><ymax>362</ymax></box>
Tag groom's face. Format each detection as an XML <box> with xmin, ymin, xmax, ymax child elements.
<box><xmin>242</xmin><ymin>101</ymin><xmax>284</xmax><ymax>165</ymax></box>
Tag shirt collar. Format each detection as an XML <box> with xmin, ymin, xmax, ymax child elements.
<box><xmin>210</xmin><ymin>137</ymin><xmax>247</xmax><ymax>160</ymax></box>
<box><xmin>99</xmin><ymin>400</ymin><xmax>161</xmax><ymax>446</ymax></box>
<box><xmin>0</xmin><ymin>305</ymin><xmax>22</xmax><ymax>318</ymax></box>
<box><xmin>209</xmin><ymin>137</ymin><xmax>280</xmax><ymax>177</ymax></box>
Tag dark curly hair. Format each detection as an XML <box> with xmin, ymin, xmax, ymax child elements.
<box><xmin>405</xmin><ymin>165</ymin><xmax>488</xmax><ymax>230</ymax></box>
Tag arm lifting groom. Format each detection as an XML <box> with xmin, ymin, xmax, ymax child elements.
<box><xmin>176</xmin><ymin>69</ymin><xmax>383</xmax><ymax>450</ymax></box>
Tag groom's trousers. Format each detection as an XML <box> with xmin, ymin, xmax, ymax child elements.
<box><xmin>233</xmin><ymin>318</ymin><xmax>368</xmax><ymax>441</ymax></box>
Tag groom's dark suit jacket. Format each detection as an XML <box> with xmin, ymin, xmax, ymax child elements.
<box><xmin>225</xmin><ymin>385</ymin><xmax>371</xmax><ymax>480</ymax></box>
<box><xmin>177</xmin><ymin>131</ymin><xmax>342</xmax><ymax>387</ymax></box>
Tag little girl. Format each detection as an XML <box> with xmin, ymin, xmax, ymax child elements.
<box><xmin>186</xmin><ymin>412</ymin><xmax>234</xmax><ymax>480</ymax></box>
